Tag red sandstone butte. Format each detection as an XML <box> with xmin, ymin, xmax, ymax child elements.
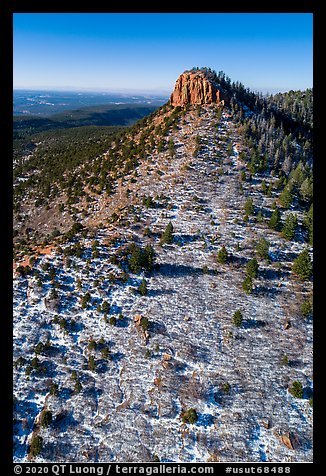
<box><xmin>170</xmin><ymin>70</ymin><xmax>224</xmax><ymax>107</ymax></box>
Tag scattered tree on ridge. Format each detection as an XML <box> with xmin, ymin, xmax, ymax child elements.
<box><xmin>160</xmin><ymin>221</ymin><xmax>174</xmax><ymax>245</ymax></box>
<box><xmin>292</xmin><ymin>248</ymin><xmax>313</xmax><ymax>281</ymax></box>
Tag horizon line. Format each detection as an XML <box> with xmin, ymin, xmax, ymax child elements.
<box><xmin>13</xmin><ymin>84</ymin><xmax>312</xmax><ymax>96</ymax></box>
<box><xmin>13</xmin><ymin>86</ymin><xmax>171</xmax><ymax>95</ymax></box>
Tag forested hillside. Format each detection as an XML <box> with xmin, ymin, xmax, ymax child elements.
<box><xmin>13</xmin><ymin>68</ymin><xmax>313</xmax><ymax>463</ymax></box>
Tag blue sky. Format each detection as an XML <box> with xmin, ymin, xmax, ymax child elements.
<box><xmin>13</xmin><ymin>13</ymin><xmax>313</xmax><ymax>94</ymax></box>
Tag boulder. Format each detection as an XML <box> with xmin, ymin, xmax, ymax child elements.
<box><xmin>261</xmin><ymin>418</ymin><xmax>271</xmax><ymax>429</ymax></box>
<box><xmin>280</xmin><ymin>432</ymin><xmax>295</xmax><ymax>450</ymax></box>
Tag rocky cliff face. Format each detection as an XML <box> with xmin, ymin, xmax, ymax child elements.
<box><xmin>170</xmin><ymin>70</ymin><xmax>224</xmax><ymax>107</ymax></box>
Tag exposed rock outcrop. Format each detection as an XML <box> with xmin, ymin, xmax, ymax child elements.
<box><xmin>170</xmin><ymin>70</ymin><xmax>225</xmax><ymax>107</ymax></box>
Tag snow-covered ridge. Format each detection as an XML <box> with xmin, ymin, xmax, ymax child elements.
<box><xmin>13</xmin><ymin>106</ymin><xmax>313</xmax><ymax>463</ymax></box>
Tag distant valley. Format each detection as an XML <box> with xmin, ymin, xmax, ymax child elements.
<box><xmin>14</xmin><ymin>89</ymin><xmax>168</xmax><ymax>116</ymax></box>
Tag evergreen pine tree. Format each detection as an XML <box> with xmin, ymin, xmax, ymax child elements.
<box><xmin>217</xmin><ymin>245</ymin><xmax>229</xmax><ymax>264</ymax></box>
<box><xmin>303</xmin><ymin>204</ymin><xmax>313</xmax><ymax>244</ymax></box>
<box><xmin>282</xmin><ymin>213</ymin><xmax>298</xmax><ymax>240</ymax></box>
<box><xmin>160</xmin><ymin>221</ymin><xmax>174</xmax><ymax>244</ymax></box>
<box><xmin>269</xmin><ymin>206</ymin><xmax>281</xmax><ymax>231</ymax></box>
<box><xmin>279</xmin><ymin>185</ymin><xmax>293</xmax><ymax>209</ymax></box>
<box><xmin>29</xmin><ymin>435</ymin><xmax>43</xmax><ymax>457</ymax></box>
<box><xmin>261</xmin><ymin>180</ymin><xmax>268</xmax><ymax>195</ymax></box>
<box><xmin>128</xmin><ymin>246</ymin><xmax>143</xmax><ymax>273</ymax></box>
<box><xmin>255</xmin><ymin>237</ymin><xmax>270</xmax><ymax>260</ymax></box>
<box><xmin>101</xmin><ymin>300</ymin><xmax>110</xmax><ymax>314</ymax></box>
<box><xmin>301</xmin><ymin>299</ymin><xmax>313</xmax><ymax>319</ymax></box>
<box><xmin>168</xmin><ymin>138</ymin><xmax>176</xmax><ymax>158</ymax></box>
<box><xmin>244</xmin><ymin>197</ymin><xmax>255</xmax><ymax>216</ymax></box>
<box><xmin>181</xmin><ymin>408</ymin><xmax>198</xmax><ymax>424</ymax></box>
<box><xmin>138</xmin><ymin>278</ymin><xmax>148</xmax><ymax>296</ymax></box>
<box><xmin>74</xmin><ymin>380</ymin><xmax>82</xmax><ymax>393</ymax></box>
<box><xmin>140</xmin><ymin>315</ymin><xmax>149</xmax><ymax>331</ymax></box>
<box><xmin>288</xmin><ymin>380</ymin><xmax>304</xmax><ymax>398</ymax></box>
<box><xmin>292</xmin><ymin>248</ymin><xmax>313</xmax><ymax>280</ymax></box>
<box><xmin>246</xmin><ymin>258</ymin><xmax>259</xmax><ymax>279</ymax></box>
<box><xmin>40</xmin><ymin>410</ymin><xmax>52</xmax><ymax>427</ymax></box>
<box><xmin>49</xmin><ymin>382</ymin><xmax>59</xmax><ymax>396</ymax></box>
<box><xmin>242</xmin><ymin>275</ymin><xmax>253</xmax><ymax>294</ymax></box>
<box><xmin>232</xmin><ymin>310</ymin><xmax>243</xmax><ymax>327</ymax></box>
<box><xmin>88</xmin><ymin>355</ymin><xmax>96</xmax><ymax>372</ymax></box>
<box><xmin>281</xmin><ymin>354</ymin><xmax>289</xmax><ymax>366</ymax></box>
<box><xmin>257</xmin><ymin>210</ymin><xmax>264</xmax><ymax>223</ymax></box>
<box><xmin>300</xmin><ymin>176</ymin><xmax>313</xmax><ymax>203</ymax></box>
<box><xmin>143</xmin><ymin>244</ymin><xmax>155</xmax><ymax>271</ymax></box>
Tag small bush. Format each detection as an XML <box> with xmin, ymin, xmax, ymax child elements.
<box><xmin>246</xmin><ymin>258</ymin><xmax>259</xmax><ymax>279</ymax></box>
<box><xmin>101</xmin><ymin>301</ymin><xmax>110</xmax><ymax>314</ymax></box>
<box><xmin>181</xmin><ymin>408</ymin><xmax>198</xmax><ymax>424</ymax></box>
<box><xmin>217</xmin><ymin>245</ymin><xmax>228</xmax><ymax>264</ymax></box>
<box><xmin>40</xmin><ymin>410</ymin><xmax>52</xmax><ymax>428</ymax></box>
<box><xmin>288</xmin><ymin>380</ymin><xmax>303</xmax><ymax>399</ymax></box>
<box><xmin>88</xmin><ymin>355</ymin><xmax>96</xmax><ymax>372</ymax></box>
<box><xmin>281</xmin><ymin>354</ymin><xmax>289</xmax><ymax>366</ymax></box>
<box><xmin>74</xmin><ymin>380</ymin><xmax>82</xmax><ymax>394</ymax></box>
<box><xmin>140</xmin><ymin>315</ymin><xmax>150</xmax><ymax>332</ymax></box>
<box><xmin>49</xmin><ymin>383</ymin><xmax>59</xmax><ymax>396</ymax></box>
<box><xmin>301</xmin><ymin>299</ymin><xmax>313</xmax><ymax>319</ymax></box>
<box><xmin>244</xmin><ymin>198</ymin><xmax>255</xmax><ymax>216</ymax></box>
<box><xmin>232</xmin><ymin>310</ymin><xmax>243</xmax><ymax>327</ymax></box>
<box><xmin>138</xmin><ymin>278</ymin><xmax>148</xmax><ymax>296</ymax></box>
<box><xmin>29</xmin><ymin>435</ymin><xmax>43</xmax><ymax>457</ymax></box>
<box><xmin>242</xmin><ymin>275</ymin><xmax>253</xmax><ymax>294</ymax></box>
<box><xmin>109</xmin><ymin>315</ymin><xmax>117</xmax><ymax>326</ymax></box>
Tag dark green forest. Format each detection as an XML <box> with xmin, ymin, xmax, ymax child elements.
<box><xmin>13</xmin><ymin>103</ymin><xmax>157</xmax><ymax>159</ymax></box>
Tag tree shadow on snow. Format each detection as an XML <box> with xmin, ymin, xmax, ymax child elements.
<box><xmin>303</xmin><ymin>386</ymin><xmax>313</xmax><ymax>400</ymax></box>
<box><xmin>109</xmin><ymin>304</ymin><xmax>123</xmax><ymax>315</ymax></box>
<box><xmin>115</xmin><ymin>315</ymin><xmax>130</xmax><ymax>328</ymax></box>
<box><xmin>149</xmin><ymin>288</ymin><xmax>176</xmax><ymax>297</ymax></box>
<box><xmin>228</xmin><ymin>255</ymin><xmax>249</xmax><ymax>267</ymax></box>
<box><xmin>196</xmin><ymin>413</ymin><xmax>215</xmax><ymax>427</ymax></box>
<box><xmin>253</xmin><ymin>285</ymin><xmax>282</xmax><ymax>297</ymax></box>
<box><xmin>97</xmin><ymin>360</ymin><xmax>109</xmax><ymax>374</ymax></box>
<box><xmin>242</xmin><ymin>319</ymin><xmax>266</xmax><ymax>329</ymax></box>
<box><xmin>188</xmin><ymin>344</ymin><xmax>212</xmax><ymax>363</ymax></box>
<box><xmin>168</xmin><ymin>234</ymin><xmax>200</xmax><ymax>245</ymax></box>
<box><xmin>174</xmin><ymin>233</ymin><xmax>200</xmax><ymax>245</ymax></box>
<box><xmin>58</xmin><ymin>294</ymin><xmax>78</xmax><ymax>313</ymax></box>
<box><xmin>275</xmin><ymin>250</ymin><xmax>299</xmax><ymax>263</ymax></box>
<box><xmin>149</xmin><ymin>320</ymin><xmax>167</xmax><ymax>335</ymax></box>
<box><xmin>260</xmin><ymin>267</ymin><xmax>290</xmax><ymax>281</ymax></box>
<box><xmin>110</xmin><ymin>351</ymin><xmax>125</xmax><ymax>363</ymax></box>
<box><xmin>53</xmin><ymin>410</ymin><xmax>78</xmax><ymax>432</ymax></box>
<box><xmin>157</xmin><ymin>263</ymin><xmax>205</xmax><ymax>277</ymax></box>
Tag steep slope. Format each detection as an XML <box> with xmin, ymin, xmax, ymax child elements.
<box><xmin>13</xmin><ymin>100</ymin><xmax>313</xmax><ymax>463</ymax></box>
